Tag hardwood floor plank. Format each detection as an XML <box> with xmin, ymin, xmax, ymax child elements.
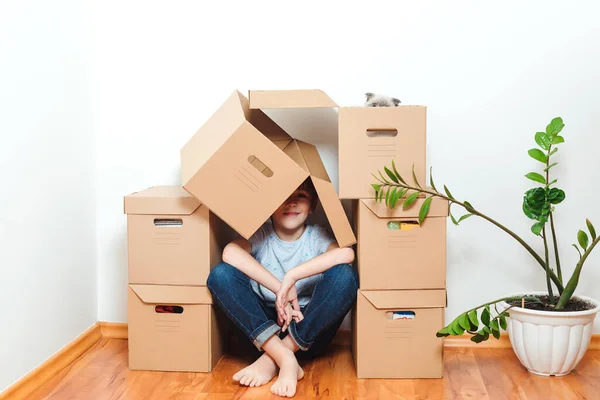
<box><xmin>23</xmin><ymin>339</ymin><xmax>600</xmax><ymax>400</ymax></box>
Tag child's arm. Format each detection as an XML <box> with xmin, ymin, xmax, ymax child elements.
<box><xmin>286</xmin><ymin>243</ymin><xmax>355</xmax><ymax>282</ymax></box>
<box><xmin>222</xmin><ymin>238</ymin><xmax>282</xmax><ymax>295</ymax></box>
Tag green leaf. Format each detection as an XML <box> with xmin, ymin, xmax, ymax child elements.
<box><xmin>544</xmin><ymin>162</ymin><xmax>558</xmax><ymax>172</ymax></box>
<box><xmin>528</xmin><ymin>148</ymin><xmax>548</xmax><ymax>163</ymax></box>
<box><xmin>450</xmin><ymin>213</ymin><xmax>459</xmax><ymax>226</ymax></box>
<box><xmin>458</xmin><ymin>313</ymin><xmax>471</xmax><ymax>331</ymax></box>
<box><xmin>573</xmin><ymin>244</ymin><xmax>583</xmax><ymax>259</ymax></box>
<box><xmin>468</xmin><ymin>309</ymin><xmax>479</xmax><ymax>326</ymax></box>
<box><xmin>444</xmin><ymin>185</ymin><xmax>455</xmax><ymax>200</ymax></box>
<box><xmin>578</xmin><ymin>230</ymin><xmax>589</xmax><ymax>250</ymax></box>
<box><xmin>490</xmin><ymin>319</ymin><xmax>500</xmax><ymax>332</ymax></box>
<box><xmin>548</xmin><ymin>188</ymin><xmax>565</xmax><ymax>204</ymax></box>
<box><xmin>403</xmin><ymin>192</ymin><xmax>419</xmax><ymax>209</ymax></box>
<box><xmin>412</xmin><ymin>164</ymin><xmax>422</xmax><ymax>189</ymax></box>
<box><xmin>419</xmin><ymin>197</ymin><xmax>433</xmax><ymax>224</ymax></box>
<box><xmin>471</xmin><ymin>332</ymin><xmax>486</xmax><ymax>343</ymax></box>
<box><xmin>535</xmin><ymin>132</ymin><xmax>550</xmax><ymax>150</ymax></box>
<box><xmin>436</xmin><ymin>326</ymin><xmax>452</xmax><ymax>337</ymax></box>
<box><xmin>379</xmin><ymin>171</ymin><xmax>390</xmax><ymax>184</ymax></box>
<box><xmin>391</xmin><ymin>160</ymin><xmax>407</xmax><ymax>185</ymax></box>
<box><xmin>371</xmin><ymin>184</ymin><xmax>381</xmax><ymax>193</ymax></box>
<box><xmin>550</xmin><ymin>148</ymin><xmax>558</xmax><ymax>156</ymax></box>
<box><xmin>546</xmin><ymin>117</ymin><xmax>565</xmax><ymax>136</ymax></box>
<box><xmin>548</xmin><ymin>179</ymin><xmax>557</xmax><ymax>186</ymax></box>
<box><xmin>481</xmin><ymin>306</ymin><xmax>491</xmax><ymax>326</ymax></box>
<box><xmin>551</xmin><ymin>135</ymin><xmax>565</xmax><ymax>144</ymax></box>
<box><xmin>587</xmin><ymin>219</ymin><xmax>597</xmax><ymax>241</ymax></box>
<box><xmin>389</xmin><ymin>187</ymin><xmax>398</xmax><ymax>209</ymax></box>
<box><xmin>384</xmin><ymin>167</ymin><xmax>399</xmax><ymax>184</ymax></box>
<box><xmin>450</xmin><ymin>319</ymin><xmax>465</xmax><ymax>335</ymax></box>
<box><xmin>491</xmin><ymin>327</ymin><xmax>501</xmax><ymax>340</ymax></box>
<box><xmin>372</xmin><ymin>172</ymin><xmax>385</xmax><ymax>184</ymax></box>
<box><xmin>463</xmin><ymin>201</ymin><xmax>475</xmax><ymax>213</ymax></box>
<box><xmin>385</xmin><ymin>186</ymin><xmax>391</xmax><ymax>206</ymax></box>
<box><xmin>458</xmin><ymin>213</ymin><xmax>474</xmax><ymax>223</ymax></box>
<box><xmin>531</xmin><ymin>221</ymin><xmax>544</xmax><ymax>236</ymax></box>
<box><xmin>429</xmin><ymin>166</ymin><xmax>439</xmax><ymax>193</ymax></box>
<box><xmin>499</xmin><ymin>315</ymin><xmax>507</xmax><ymax>330</ymax></box>
<box><xmin>379</xmin><ymin>186</ymin><xmax>385</xmax><ymax>202</ymax></box>
<box><xmin>525</xmin><ymin>172</ymin><xmax>546</xmax><ymax>184</ymax></box>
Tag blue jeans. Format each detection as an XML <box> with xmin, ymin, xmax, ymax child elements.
<box><xmin>207</xmin><ymin>262</ymin><xmax>358</xmax><ymax>359</ymax></box>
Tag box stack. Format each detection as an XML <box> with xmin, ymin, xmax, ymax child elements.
<box><xmin>124</xmin><ymin>186</ymin><xmax>233</xmax><ymax>372</ymax></box>
<box><xmin>338</xmin><ymin>105</ymin><xmax>449</xmax><ymax>378</ymax></box>
<box><xmin>124</xmin><ymin>90</ymin><xmax>357</xmax><ymax>373</ymax></box>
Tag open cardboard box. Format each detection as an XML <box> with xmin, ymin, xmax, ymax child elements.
<box><xmin>354</xmin><ymin>193</ymin><xmax>449</xmax><ymax>290</ymax></box>
<box><xmin>124</xmin><ymin>186</ymin><xmax>234</xmax><ymax>286</ymax></box>
<box><xmin>128</xmin><ymin>284</ymin><xmax>223</xmax><ymax>372</ymax></box>
<box><xmin>249</xmin><ymin>90</ymin><xmax>427</xmax><ymax>201</ymax></box>
<box><xmin>180</xmin><ymin>90</ymin><xmax>356</xmax><ymax>248</ymax></box>
<box><xmin>352</xmin><ymin>289</ymin><xmax>446</xmax><ymax>378</ymax></box>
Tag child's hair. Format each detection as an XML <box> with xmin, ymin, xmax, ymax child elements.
<box><xmin>298</xmin><ymin>178</ymin><xmax>319</xmax><ymax>211</ymax></box>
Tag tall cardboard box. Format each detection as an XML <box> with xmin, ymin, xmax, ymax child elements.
<box><xmin>124</xmin><ymin>186</ymin><xmax>233</xmax><ymax>286</ymax></box>
<box><xmin>352</xmin><ymin>289</ymin><xmax>446</xmax><ymax>378</ymax></box>
<box><xmin>128</xmin><ymin>284</ymin><xmax>222</xmax><ymax>372</ymax></box>
<box><xmin>338</xmin><ymin>105</ymin><xmax>426</xmax><ymax>199</ymax></box>
<box><xmin>355</xmin><ymin>195</ymin><xmax>449</xmax><ymax>290</ymax></box>
<box><xmin>180</xmin><ymin>90</ymin><xmax>355</xmax><ymax>248</ymax></box>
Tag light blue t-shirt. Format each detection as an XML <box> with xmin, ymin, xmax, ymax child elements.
<box><xmin>248</xmin><ymin>221</ymin><xmax>335</xmax><ymax>307</ymax></box>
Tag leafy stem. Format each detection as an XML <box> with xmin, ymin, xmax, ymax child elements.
<box><xmin>372</xmin><ymin>168</ymin><xmax>565</xmax><ymax>293</ymax></box>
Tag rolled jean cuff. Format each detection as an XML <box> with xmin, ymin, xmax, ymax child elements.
<box><xmin>252</xmin><ymin>321</ymin><xmax>281</xmax><ymax>351</ymax></box>
<box><xmin>288</xmin><ymin>323</ymin><xmax>310</xmax><ymax>351</ymax></box>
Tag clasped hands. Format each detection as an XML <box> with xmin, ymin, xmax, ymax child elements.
<box><xmin>275</xmin><ymin>273</ymin><xmax>304</xmax><ymax>333</ymax></box>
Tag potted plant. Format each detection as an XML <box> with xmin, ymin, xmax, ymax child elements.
<box><xmin>371</xmin><ymin>117</ymin><xmax>600</xmax><ymax>376</ymax></box>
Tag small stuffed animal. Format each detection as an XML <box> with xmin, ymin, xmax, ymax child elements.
<box><xmin>364</xmin><ymin>92</ymin><xmax>401</xmax><ymax>107</ymax></box>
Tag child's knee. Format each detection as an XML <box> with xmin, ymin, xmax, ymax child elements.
<box><xmin>207</xmin><ymin>262</ymin><xmax>236</xmax><ymax>291</ymax></box>
<box><xmin>328</xmin><ymin>264</ymin><xmax>359</xmax><ymax>293</ymax></box>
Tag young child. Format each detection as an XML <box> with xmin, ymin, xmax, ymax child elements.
<box><xmin>207</xmin><ymin>178</ymin><xmax>358</xmax><ymax>398</ymax></box>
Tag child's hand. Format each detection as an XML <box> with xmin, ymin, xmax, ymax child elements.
<box><xmin>276</xmin><ymin>273</ymin><xmax>299</xmax><ymax>321</ymax></box>
<box><xmin>279</xmin><ymin>302</ymin><xmax>304</xmax><ymax>333</ymax></box>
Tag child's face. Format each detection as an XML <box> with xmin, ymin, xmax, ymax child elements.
<box><xmin>271</xmin><ymin>188</ymin><xmax>313</xmax><ymax>231</ymax></box>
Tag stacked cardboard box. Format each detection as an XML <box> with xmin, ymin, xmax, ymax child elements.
<box><xmin>124</xmin><ymin>186</ymin><xmax>232</xmax><ymax>372</ymax></box>
<box><xmin>124</xmin><ymin>90</ymin><xmax>357</xmax><ymax>373</ymax></box>
<box><xmin>338</xmin><ymin>105</ymin><xmax>449</xmax><ymax>378</ymax></box>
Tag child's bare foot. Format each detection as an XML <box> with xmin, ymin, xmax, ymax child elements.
<box><xmin>270</xmin><ymin>351</ymin><xmax>304</xmax><ymax>397</ymax></box>
<box><xmin>233</xmin><ymin>353</ymin><xmax>278</xmax><ymax>387</ymax></box>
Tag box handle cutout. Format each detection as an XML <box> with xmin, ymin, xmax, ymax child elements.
<box><xmin>387</xmin><ymin>220</ymin><xmax>419</xmax><ymax>230</ymax></box>
<box><xmin>155</xmin><ymin>305</ymin><xmax>184</xmax><ymax>314</ymax></box>
<box><xmin>366</xmin><ymin>128</ymin><xmax>398</xmax><ymax>138</ymax></box>
<box><xmin>248</xmin><ymin>155</ymin><xmax>274</xmax><ymax>178</ymax></box>
<box><xmin>386</xmin><ymin>311</ymin><xmax>416</xmax><ymax>320</ymax></box>
<box><xmin>154</xmin><ymin>218</ymin><xmax>183</xmax><ymax>227</ymax></box>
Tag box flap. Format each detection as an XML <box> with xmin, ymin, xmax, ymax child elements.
<box><xmin>281</xmin><ymin>140</ymin><xmax>309</xmax><ymax>172</ymax></box>
<box><xmin>361</xmin><ymin>290</ymin><xmax>447</xmax><ymax>309</ymax></box>
<box><xmin>130</xmin><ymin>284</ymin><xmax>212</xmax><ymax>305</ymax></box>
<box><xmin>361</xmin><ymin>192</ymin><xmax>448</xmax><ymax>219</ymax></box>
<box><xmin>311</xmin><ymin>176</ymin><xmax>357</xmax><ymax>247</ymax></box>
<box><xmin>124</xmin><ymin>186</ymin><xmax>201</xmax><ymax>215</ymax></box>
<box><xmin>295</xmin><ymin>140</ymin><xmax>330</xmax><ymax>181</ymax></box>
<box><xmin>248</xmin><ymin>90</ymin><xmax>338</xmax><ymax>109</ymax></box>
<box><xmin>248</xmin><ymin>107</ymin><xmax>293</xmax><ymax>142</ymax></box>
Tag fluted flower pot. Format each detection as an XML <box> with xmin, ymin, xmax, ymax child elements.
<box><xmin>499</xmin><ymin>292</ymin><xmax>600</xmax><ymax>376</ymax></box>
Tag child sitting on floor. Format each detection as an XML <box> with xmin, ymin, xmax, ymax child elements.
<box><xmin>207</xmin><ymin>178</ymin><xmax>358</xmax><ymax>398</ymax></box>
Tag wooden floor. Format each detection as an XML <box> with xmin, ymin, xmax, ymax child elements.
<box><xmin>27</xmin><ymin>338</ymin><xmax>599</xmax><ymax>400</ymax></box>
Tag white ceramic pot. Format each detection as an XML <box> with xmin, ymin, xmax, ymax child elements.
<box><xmin>499</xmin><ymin>291</ymin><xmax>600</xmax><ymax>376</ymax></box>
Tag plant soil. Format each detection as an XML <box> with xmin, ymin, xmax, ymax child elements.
<box><xmin>506</xmin><ymin>295</ymin><xmax>596</xmax><ymax>312</ymax></box>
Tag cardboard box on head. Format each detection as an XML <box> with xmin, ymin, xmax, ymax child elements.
<box><xmin>180</xmin><ymin>90</ymin><xmax>356</xmax><ymax>248</ymax></box>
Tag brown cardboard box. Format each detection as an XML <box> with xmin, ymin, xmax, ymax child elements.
<box><xmin>339</xmin><ymin>106</ymin><xmax>426</xmax><ymax>199</ymax></box>
<box><xmin>352</xmin><ymin>289</ymin><xmax>446</xmax><ymax>378</ymax></box>
<box><xmin>356</xmin><ymin>195</ymin><xmax>448</xmax><ymax>290</ymax></box>
<box><xmin>180</xmin><ymin>90</ymin><xmax>355</xmax><ymax>248</ymax></box>
<box><xmin>124</xmin><ymin>186</ymin><xmax>233</xmax><ymax>286</ymax></box>
<box><xmin>128</xmin><ymin>284</ymin><xmax>222</xmax><ymax>372</ymax></box>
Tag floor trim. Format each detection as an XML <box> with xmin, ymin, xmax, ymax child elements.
<box><xmin>98</xmin><ymin>322</ymin><xmax>600</xmax><ymax>349</ymax></box>
<box><xmin>0</xmin><ymin>322</ymin><xmax>102</xmax><ymax>400</ymax></box>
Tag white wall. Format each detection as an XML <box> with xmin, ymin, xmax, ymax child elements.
<box><xmin>95</xmin><ymin>0</ymin><xmax>600</xmax><ymax>334</ymax></box>
<box><xmin>0</xmin><ymin>0</ymin><xmax>97</xmax><ymax>392</ymax></box>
